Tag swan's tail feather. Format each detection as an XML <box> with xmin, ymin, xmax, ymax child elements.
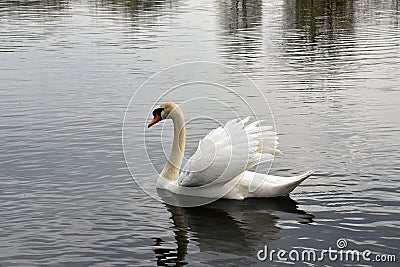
<box><xmin>278</xmin><ymin>170</ymin><xmax>315</xmax><ymax>195</ymax></box>
<box><xmin>247</xmin><ymin>170</ymin><xmax>315</xmax><ymax>195</ymax></box>
<box><xmin>295</xmin><ymin>170</ymin><xmax>315</xmax><ymax>181</ymax></box>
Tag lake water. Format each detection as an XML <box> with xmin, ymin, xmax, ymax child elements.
<box><xmin>1</xmin><ymin>0</ymin><xmax>399</xmax><ymax>266</ymax></box>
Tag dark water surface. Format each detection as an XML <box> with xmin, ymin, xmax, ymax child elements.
<box><xmin>1</xmin><ymin>0</ymin><xmax>399</xmax><ymax>266</ymax></box>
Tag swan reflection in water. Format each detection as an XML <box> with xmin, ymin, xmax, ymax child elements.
<box><xmin>153</xmin><ymin>189</ymin><xmax>314</xmax><ymax>266</ymax></box>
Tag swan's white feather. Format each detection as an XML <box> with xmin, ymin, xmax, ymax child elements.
<box><xmin>157</xmin><ymin>170</ymin><xmax>314</xmax><ymax>200</ymax></box>
<box><xmin>178</xmin><ymin>117</ymin><xmax>280</xmax><ymax>187</ymax></box>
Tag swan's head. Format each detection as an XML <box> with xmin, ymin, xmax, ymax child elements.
<box><xmin>148</xmin><ymin>102</ymin><xmax>180</xmax><ymax>128</ymax></box>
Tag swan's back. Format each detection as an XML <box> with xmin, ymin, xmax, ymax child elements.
<box><xmin>178</xmin><ymin>117</ymin><xmax>280</xmax><ymax>187</ymax></box>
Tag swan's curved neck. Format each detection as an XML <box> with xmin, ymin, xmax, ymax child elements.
<box><xmin>161</xmin><ymin>108</ymin><xmax>186</xmax><ymax>181</ymax></box>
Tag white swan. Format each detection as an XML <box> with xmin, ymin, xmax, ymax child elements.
<box><xmin>148</xmin><ymin>102</ymin><xmax>313</xmax><ymax>200</ymax></box>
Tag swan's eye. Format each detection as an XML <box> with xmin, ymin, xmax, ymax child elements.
<box><xmin>153</xmin><ymin>108</ymin><xmax>164</xmax><ymax>117</ymax></box>
<box><xmin>148</xmin><ymin>107</ymin><xmax>165</xmax><ymax>128</ymax></box>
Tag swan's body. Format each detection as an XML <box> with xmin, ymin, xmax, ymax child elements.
<box><xmin>148</xmin><ymin>102</ymin><xmax>313</xmax><ymax>200</ymax></box>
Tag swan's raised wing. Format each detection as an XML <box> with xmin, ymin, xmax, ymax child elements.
<box><xmin>178</xmin><ymin>117</ymin><xmax>281</xmax><ymax>187</ymax></box>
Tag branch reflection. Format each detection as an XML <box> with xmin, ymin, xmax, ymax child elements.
<box><xmin>216</xmin><ymin>0</ymin><xmax>263</xmax><ymax>69</ymax></box>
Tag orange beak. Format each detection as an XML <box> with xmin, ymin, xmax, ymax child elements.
<box><xmin>148</xmin><ymin>113</ymin><xmax>161</xmax><ymax>128</ymax></box>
